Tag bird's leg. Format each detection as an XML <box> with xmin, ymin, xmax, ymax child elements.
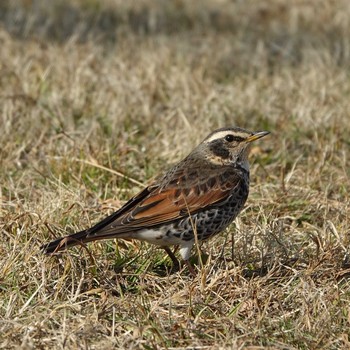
<box><xmin>184</xmin><ymin>259</ymin><xmax>197</xmax><ymax>277</ymax></box>
<box><xmin>164</xmin><ymin>246</ymin><xmax>197</xmax><ymax>276</ymax></box>
<box><xmin>163</xmin><ymin>246</ymin><xmax>180</xmax><ymax>268</ymax></box>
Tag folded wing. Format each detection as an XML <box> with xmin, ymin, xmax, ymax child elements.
<box><xmin>86</xmin><ymin>166</ymin><xmax>242</xmax><ymax>237</ymax></box>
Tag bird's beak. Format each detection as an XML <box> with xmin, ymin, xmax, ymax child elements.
<box><xmin>246</xmin><ymin>131</ymin><xmax>270</xmax><ymax>143</ymax></box>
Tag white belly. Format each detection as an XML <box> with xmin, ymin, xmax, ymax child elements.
<box><xmin>130</xmin><ymin>229</ymin><xmax>189</xmax><ymax>246</ymax></box>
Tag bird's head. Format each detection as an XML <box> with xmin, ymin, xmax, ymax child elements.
<box><xmin>198</xmin><ymin>127</ymin><xmax>270</xmax><ymax>170</ymax></box>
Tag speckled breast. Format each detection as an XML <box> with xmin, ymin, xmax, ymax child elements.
<box><xmin>169</xmin><ymin>176</ymin><xmax>250</xmax><ymax>242</ymax></box>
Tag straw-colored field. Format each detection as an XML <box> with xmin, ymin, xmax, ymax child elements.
<box><xmin>1</xmin><ymin>1</ymin><xmax>350</xmax><ymax>348</ymax></box>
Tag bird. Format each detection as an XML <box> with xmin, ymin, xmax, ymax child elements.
<box><xmin>41</xmin><ymin>127</ymin><xmax>269</xmax><ymax>274</ymax></box>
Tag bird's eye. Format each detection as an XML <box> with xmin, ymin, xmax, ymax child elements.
<box><xmin>225</xmin><ymin>134</ymin><xmax>235</xmax><ymax>142</ymax></box>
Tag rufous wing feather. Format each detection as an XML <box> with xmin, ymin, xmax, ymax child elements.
<box><xmin>94</xmin><ymin>169</ymin><xmax>242</xmax><ymax>235</ymax></box>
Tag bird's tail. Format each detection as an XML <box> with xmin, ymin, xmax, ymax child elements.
<box><xmin>41</xmin><ymin>229</ymin><xmax>92</xmax><ymax>254</ymax></box>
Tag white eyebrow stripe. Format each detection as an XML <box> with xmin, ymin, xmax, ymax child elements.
<box><xmin>204</xmin><ymin>130</ymin><xmax>249</xmax><ymax>143</ymax></box>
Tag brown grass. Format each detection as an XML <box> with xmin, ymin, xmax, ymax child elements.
<box><xmin>1</xmin><ymin>0</ymin><xmax>350</xmax><ymax>348</ymax></box>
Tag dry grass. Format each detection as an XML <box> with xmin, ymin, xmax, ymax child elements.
<box><xmin>1</xmin><ymin>0</ymin><xmax>350</xmax><ymax>348</ymax></box>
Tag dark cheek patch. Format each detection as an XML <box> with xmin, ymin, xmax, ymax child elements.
<box><xmin>210</xmin><ymin>141</ymin><xmax>230</xmax><ymax>159</ymax></box>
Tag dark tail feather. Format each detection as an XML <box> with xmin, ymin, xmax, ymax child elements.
<box><xmin>41</xmin><ymin>229</ymin><xmax>90</xmax><ymax>254</ymax></box>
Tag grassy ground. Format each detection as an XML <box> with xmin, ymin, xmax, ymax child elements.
<box><xmin>1</xmin><ymin>0</ymin><xmax>350</xmax><ymax>348</ymax></box>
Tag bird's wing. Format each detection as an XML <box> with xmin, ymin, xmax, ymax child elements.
<box><xmin>88</xmin><ymin>167</ymin><xmax>244</xmax><ymax>236</ymax></box>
